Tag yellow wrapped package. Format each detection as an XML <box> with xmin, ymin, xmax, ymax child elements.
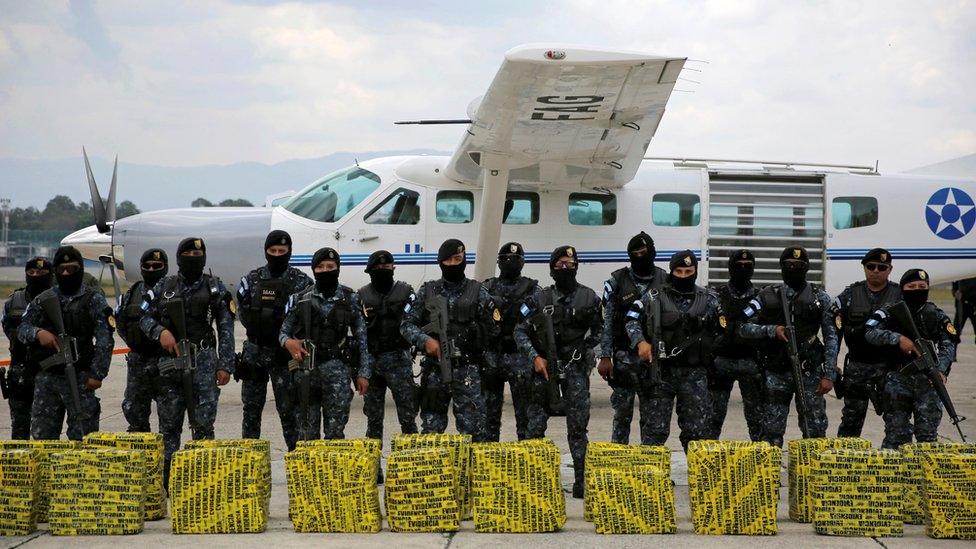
<box><xmin>169</xmin><ymin>447</ymin><xmax>267</xmax><ymax>534</ymax></box>
<box><xmin>184</xmin><ymin>439</ymin><xmax>271</xmax><ymax>506</ymax></box>
<box><xmin>304</xmin><ymin>448</ymin><xmax>381</xmax><ymax>533</ymax></box>
<box><xmin>591</xmin><ymin>465</ymin><xmax>675</xmax><ymax>534</ymax></box>
<box><xmin>687</xmin><ymin>440</ymin><xmax>780</xmax><ymax>535</ymax></box>
<box><xmin>583</xmin><ymin>442</ymin><xmax>670</xmax><ymax>521</ymax></box>
<box><xmin>921</xmin><ymin>451</ymin><xmax>976</xmax><ymax>539</ymax></box>
<box><xmin>297</xmin><ymin>438</ymin><xmax>381</xmax><ymax>469</ymax></box>
<box><xmin>0</xmin><ymin>440</ymin><xmax>79</xmax><ymax>523</ymax></box>
<box><xmin>470</xmin><ymin>439</ymin><xmax>565</xmax><ymax>533</ymax></box>
<box><xmin>83</xmin><ymin>431</ymin><xmax>165</xmax><ymax>520</ymax></box>
<box><xmin>787</xmin><ymin>437</ymin><xmax>871</xmax><ymax>522</ymax></box>
<box><xmin>812</xmin><ymin>449</ymin><xmax>904</xmax><ymax>537</ymax></box>
<box><xmin>385</xmin><ymin>447</ymin><xmax>460</xmax><ymax>532</ymax></box>
<box><xmin>900</xmin><ymin>442</ymin><xmax>976</xmax><ymax>524</ymax></box>
<box><xmin>392</xmin><ymin>433</ymin><xmax>472</xmax><ymax>518</ymax></box>
<box><xmin>48</xmin><ymin>449</ymin><xmax>146</xmax><ymax>536</ymax></box>
<box><xmin>0</xmin><ymin>449</ymin><xmax>39</xmax><ymax>536</ymax></box>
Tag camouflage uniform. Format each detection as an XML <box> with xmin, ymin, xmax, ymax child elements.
<box><xmin>279</xmin><ymin>285</ymin><xmax>371</xmax><ymax>440</ymax></box>
<box><xmin>116</xmin><ymin>280</ymin><xmax>166</xmax><ymax>432</ymax></box>
<box><xmin>237</xmin><ymin>265</ymin><xmax>311</xmax><ymax>450</ymax></box>
<box><xmin>2</xmin><ymin>288</ymin><xmax>44</xmax><ymax>438</ymax></box>
<box><xmin>484</xmin><ymin>275</ymin><xmax>544</xmax><ymax>441</ymax></box>
<box><xmin>739</xmin><ymin>283</ymin><xmax>839</xmax><ymax>447</ymax></box>
<box><xmin>18</xmin><ymin>286</ymin><xmax>114</xmax><ymax>440</ymax></box>
<box><xmin>831</xmin><ymin>281</ymin><xmax>901</xmax><ymax>437</ymax></box>
<box><xmin>865</xmin><ymin>302</ymin><xmax>956</xmax><ymax>448</ymax></box>
<box><xmin>599</xmin><ymin>266</ymin><xmax>669</xmax><ymax>443</ymax></box>
<box><xmin>400</xmin><ymin>278</ymin><xmax>499</xmax><ymax>442</ymax></box>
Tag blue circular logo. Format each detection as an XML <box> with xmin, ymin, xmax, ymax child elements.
<box><xmin>925</xmin><ymin>187</ymin><xmax>975</xmax><ymax>240</ymax></box>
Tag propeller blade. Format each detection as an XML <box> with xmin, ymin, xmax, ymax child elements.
<box><xmin>83</xmin><ymin>147</ymin><xmax>109</xmax><ymax>234</ymax></box>
<box><xmin>106</xmin><ymin>156</ymin><xmax>118</xmax><ymax>223</ymax></box>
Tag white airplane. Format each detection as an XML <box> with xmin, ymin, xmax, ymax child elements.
<box><xmin>65</xmin><ymin>44</ymin><xmax>976</xmax><ymax>297</ymax></box>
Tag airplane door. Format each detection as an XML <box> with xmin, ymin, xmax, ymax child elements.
<box><xmin>351</xmin><ymin>181</ymin><xmax>429</xmax><ymax>287</ymax></box>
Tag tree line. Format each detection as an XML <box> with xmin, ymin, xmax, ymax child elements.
<box><xmin>7</xmin><ymin>196</ymin><xmax>254</xmax><ymax>231</ymax></box>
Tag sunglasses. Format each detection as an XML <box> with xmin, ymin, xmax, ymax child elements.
<box><xmin>864</xmin><ymin>263</ymin><xmax>890</xmax><ymax>272</ymax></box>
<box><xmin>142</xmin><ymin>261</ymin><xmax>166</xmax><ymax>271</ymax></box>
<box><xmin>552</xmin><ymin>260</ymin><xmax>577</xmax><ymax>270</ymax></box>
<box><xmin>57</xmin><ymin>264</ymin><xmax>81</xmax><ymax>275</ymax></box>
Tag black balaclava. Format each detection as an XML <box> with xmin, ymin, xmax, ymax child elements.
<box><xmin>779</xmin><ymin>246</ymin><xmax>809</xmax><ymax>291</ymax></box>
<box><xmin>264</xmin><ymin>230</ymin><xmax>292</xmax><ymax>277</ymax></box>
<box><xmin>438</xmin><ymin>239</ymin><xmax>466</xmax><ymax>283</ymax></box>
<box><xmin>900</xmin><ymin>268</ymin><xmax>930</xmax><ymax>311</ymax></box>
<box><xmin>627</xmin><ymin>231</ymin><xmax>656</xmax><ymax>277</ymax></box>
<box><xmin>668</xmin><ymin>250</ymin><xmax>698</xmax><ymax>293</ymax></box>
<box><xmin>549</xmin><ymin>245</ymin><xmax>579</xmax><ymax>293</ymax></box>
<box><xmin>497</xmin><ymin>242</ymin><xmax>525</xmax><ymax>281</ymax></box>
<box><xmin>312</xmin><ymin>247</ymin><xmax>340</xmax><ymax>296</ymax></box>
<box><xmin>139</xmin><ymin>248</ymin><xmax>169</xmax><ymax>289</ymax></box>
<box><xmin>53</xmin><ymin>246</ymin><xmax>84</xmax><ymax>295</ymax></box>
<box><xmin>176</xmin><ymin>237</ymin><xmax>207</xmax><ymax>283</ymax></box>
<box><xmin>728</xmin><ymin>249</ymin><xmax>755</xmax><ymax>289</ymax></box>
<box><xmin>365</xmin><ymin>250</ymin><xmax>395</xmax><ymax>294</ymax></box>
<box><xmin>24</xmin><ymin>256</ymin><xmax>53</xmax><ymax>297</ymax></box>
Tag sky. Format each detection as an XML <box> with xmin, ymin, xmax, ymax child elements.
<box><xmin>0</xmin><ymin>0</ymin><xmax>974</xmax><ymax>172</ymax></box>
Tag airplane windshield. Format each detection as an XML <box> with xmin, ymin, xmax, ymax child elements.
<box><xmin>282</xmin><ymin>166</ymin><xmax>381</xmax><ymax>223</ymax></box>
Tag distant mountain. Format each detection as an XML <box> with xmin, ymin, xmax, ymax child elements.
<box><xmin>906</xmin><ymin>153</ymin><xmax>976</xmax><ymax>178</ymax></box>
<box><xmin>0</xmin><ymin>149</ymin><xmax>448</xmax><ymax>211</ymax></box>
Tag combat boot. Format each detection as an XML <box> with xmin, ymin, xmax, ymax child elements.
<box><xmin>572</xmin><ymin>464</ymin><xmax>585</xmax><ymax>499</ymax></box>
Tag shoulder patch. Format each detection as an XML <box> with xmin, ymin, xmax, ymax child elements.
<box><xmin>834</xmin><ymin>315</ymin><xmax>843</xmax><ymax>330</ymax></box>
<box><xmin>107</xmin><ymin>313</ymin><xmax>116</xmax><ymax>329</ymax></box>
<box><xmin>946</xmin><ymin>321</ymin><xmax>957</xmax><ymax>336</ymax></box>
<box><xmin>719</xmin><ymin>315</ymin><xmax>728</xmax><ymax>329</ymax></box>
<box><xmin>519</xmin><ymin>303</ymin><xmax>531</xmax><ymax>318</ymax></box>
<box><xmin>492</xmin><ymin>308</ymin><xmax>502</xmax><ymax>322</ymax></box>
<box><xmin>228</xmin><ymin>300</ymin><xmax>237</xmax><ymax>315</ymax></box>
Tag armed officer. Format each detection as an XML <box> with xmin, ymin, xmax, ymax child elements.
<box><xmin>400</xmin><ymin>239</ymin><xmax>500</xmax><ymax>442</ymax></box>
<box><xmin>738</xmin><ymin>246</ymin><xmax>839</xmax><ymax>447</ymax></box>
<box><xmin>484</xmin><ymin>242</ymin><xmax>544</xmax><ymax>441</ymax></box>
<box><xmin>17</xmin><ymin>246</ymin><xmax>114</xmax><ymax>440</ymax></box>
<box><xmin>708</xmin><ymin>249</ymin><xmax>764</xmax><ymax>441</ymax></box>
<box><xmin>831</xmin><ymin>248</ymin><xmax>901</xmax><ymax>438</ymax></box>
<box><xmin>2</xmin><ymin>257</ymin><xmax>54</xmax><ymax>439</ymax></box>
<box><xmin>514</xmin><ymin>245</ymin><xmax>602</xmax><ymax>498</ymax></box>
<box><xmin>116</xmin><ymin>249</ymin><xmax>169</xmax><ymax>433</ymax></box>
<box><xmin>865</xmin><ymin>268</ymin><xmax>957</xmax><ymax>448</ymax></box>
<box><xmin>140</xmin><ymin>237</ymin><xmax>235</xmax><ymax>474</ymax></box>
<box><xmin>280</xmin><ymin>247</ymin><xmax>371</xmax><ymax>440</ymax></box>
<box><xmin>236</xmin><ymin>230</ymin><xmax>311</xmax><ymax>451</ymax></box>
<box><xmin>598</xmin><ymin>231</ymin><xmax>669</xmax><ymax>444</ymax></box>
<box><xmin>358</xmin><ymin>250</ymin><xmax>418</xmax><ymax>465</ymax></box>
<box><xmin>625</xmin><ymin>250</ymin><xmax>719</xmax><ymax>450</ymax></box>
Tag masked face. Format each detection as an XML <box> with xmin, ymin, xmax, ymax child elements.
<box><xmin>551</xmin><ymin>269</ymin><xmax>577</xmax><ymax>292</ymax></box>
<box><xmin>314</xmin><ymin>270</ymin><xmax>339</xmax><ymax>294</ymax></box>
<box><xmin>265</xmin><ymin>245</ymin><xmax>291</xmax><ymax>276</ymax></box>
<box><xmin>497</xmin><ymin>255</ymin><xmax>523</xmax><ymax>280</ymax></box>
<box><xmin>25</xmin><ymin>272</ymin><xmax>52</xmax><ymax>296</ymax></box>
<box><xmin>368</xmin><ymin>268</ymin><xmax>395</xmax><ymax>293</ymax></box>
<box><xmin>669</xmin><ymin>268</ymin><xmax>697</xmax><ymax>292</ymax></box>
<box><xmin>440</xmin><ymin>262</ymin><xmax>466</xmax><ymax>283</ymax></box>
<box><xmin>729</xmin><ymin>261</ymin><xmax>754</xmax><ymax>287</ymax></box>
<box><xmin>178</xmin><ymin>253</ymin><xmax>206</xmax><ymax>282</ymax></box>
<box><xmin>903</xmin><ymin>288</ymin><xmax>929</xmax><ymax>310</ymax></box>
<box><xmin>55</xmin><ymin>263</ymin><xmax>83</xmax><ymax>295</ymax></box>
<box><xmin>141</xmin><ymin>261</ymin><xmax>168</xmax><ymax>289</ymax></box>
<box><xmin>629</xmin><ymin>250</ymin><xmax>654</xmax><ymax>277</ymax></box>
<box><xmin>780</xmin><ymin>261</ymin><xmax>807</xmax><ymax>290</ymax></box>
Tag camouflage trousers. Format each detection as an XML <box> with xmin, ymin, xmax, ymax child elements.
<box><xmin>880</xmin><ymin>369</ymin><xmax>943</xmax><ymax>449</ymax></box>
<box><xmin>481</xmin><ymin>353</ymin><xmax>506</xmax><ymax>442</ymax></box>
<box><xmin>363</xmin><ymin>350</ymin><xmax>418</xmax><ymax>443</ymax></box>
<box><xmin>761</xmin><ymin>368</ymin><xmax>828</xmax><ymax>447</ymax></box>
<box><xmin>121</xmin><ymin>351</ymin><xmax>161</xmax><ymax>433</ymax></box>
<box><xmin>240</xmin><ymin>342</ymin><xmax>300</xmax><ymax>451</ymax></box>
<box><xmin>641</xmin><ymin>364</ymin><xmax>711</xmax><ymax>451</ymax></box>
<box><xmin>157</xmin><ymin>347</ymin><xmax>221</xmax><ymax>476</ymax></box>
<box><xmin>837</xmin><ymin>359</ymin><xmax>886</xmax><ymax>438</ymax></box>
<box><xmin>294</xmin><ymin>358</ymin><xmax>353</xmax><ymax>441</ymax></box>
<box><xmin>419</xmin><ymin>357</ymin><xmax>488</xmax><ymax>442</ymax></box>
<box><xmin>485</xmin><ymin>352</ymin><xmax>547</xmax><ymax>441</ymax></box>
<box><xmin>707</xmin><ymin>356</ymin><xmax>765</xmax><ymax>441</ymax></box>
<box><xmin>543</xmin><ymin>355</ymin><xmax>591</xmax><ymax>470</ymax></box>
<box><xmin>608</xmin><ymin>351</ymin><xmax>644</xmax><ymax>444</ymax></box>
<box><xmin>4</xmin><ymin>364</ymin><xmax>36</xmax><ymax>440</ymax></box>
<box><xmin>31</xmin><ymin>370</ymin><xmax>100</xmax><ymax>441</ymax></box>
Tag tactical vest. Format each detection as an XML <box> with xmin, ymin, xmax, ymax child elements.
<box><xmin>119</xmin><ymin>281</ymin><xmax>158</xmax><ymax>353</ymax></box>
<box><xmin>294</xmin><ymin>286</ymin><xmax>354</xmax><ymax>350</ymax></box>
<box><xmin>881</xmin><ymin>302</ymin><xmax>943</xmax><ymax>367</ymax></box>
<box><xmin>843</xmin><ymin>281</ymin><xmax>901</xmax><ymax>362</ymax></box>
<box><xmin>242</xmin><ymin>269</ymin><xmax>297</xmax><ymax>347</ymax></box>
<box><xmin>359</xmin><ymin>281</ymin><xmax>412</xmax><ymax>354</ymax></box>
<box><xmin>756</xmin><ymin>283</ymin><xmax>825</xmax><ymax>369</ymax></box>
<box><xmin>538</xmin><ymin>285</ymin><xmax>600</xmax><ymax>352</ymax></box>
<box><xmin>158</xmin><ymin>275</ymin><xmax>221</xmax><ymax>346</ymax></box>
<box><xmin>486</xmin><ymin>276</ymin><xmax>538</xmax><ymax>353</ymax></box>
<box><xmin>31</xmin><ymin>288</ymin><xmax>96</xmax><ymax>372</ymax></box>
<box><xmin>713</xmin><ymin>283</ymin><xmax>760</xmax><ymax>359</ymax></box>
<box><xmin>5</xmin><ymin>289</ymin><xmax>31</xmax><ymax>367</ymax></box>
<box><xmin>611</xmin><ymin>267</ymin><xmax>667</xmax><ymax>350</ymax></box>
<box><xmin>651</xmin><ymin>286</ymin><xmax>711</xmax><ymax>366</ymax></box>
<box><xmin>426</xmin><ymin>278</ymin><xmax>483</xmax><ymax>354</ymax></box>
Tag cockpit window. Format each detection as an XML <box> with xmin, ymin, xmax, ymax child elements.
<box><xmin>283</xmin><ymin>167</ymin><xmax>381</xmax><ymax>223</ymax></box>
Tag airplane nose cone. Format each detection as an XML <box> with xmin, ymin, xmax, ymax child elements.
<box><xmin>62</xmin><ymin>225</ymin><xmax>112</xmax><ymax>262</ymax></box>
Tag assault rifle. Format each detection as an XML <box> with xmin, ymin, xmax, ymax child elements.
<box><xmin>37</xmin><ymin>292</ymin><xmax>85</xmax><ymax>419</ymax></box>
<box><xmin>422</xmin><ymin>294</ymin><xmax>458</xmax><ymax>384</ymax></box>
<box><xmin>781</xmin><ymin>285</ymin><xmax>814</xmax><ymax>437</ymax></box>
<box><xmin>287</xmin><ymin>298</ymin><xmax>316</xmax><ymax>441</ymax></box>
<box><xmin>157</xmin><ymin>298</ymin><xmax>199</xmax><ymax>431</ymax></box>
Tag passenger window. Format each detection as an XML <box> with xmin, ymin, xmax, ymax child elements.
<box><xmin>504</xmin><ymin>192</ymin><xmax>540</xmax><ymax>224</ymax></box>
<box><xmin>364</xmin><ymin>188</ymin><xmax>421</xmax><ymax>225</ymax></box>
<box><xmin>832</xmin><ymin>197</ymin><xmax>878</xmax><ymax>229</ymax></box>
<box><xmin>436</xmin><ymin>191</ymin><xmax>474</xmax><ymax>223</ymax></box>
<box><xmin>568</xmin><ymin>193</ymin><xmax>617</xmax><ymax>225</ymax></box>
<box><xmin>652</xmin><ymin>193</ymin><xmax>701</xmax><ymax>227</ymax></box>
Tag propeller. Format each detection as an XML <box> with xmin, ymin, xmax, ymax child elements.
<box><xmin>82</xmin><ymin>147</ymin><xmax>122</xmax><ymax>305</ymax></box>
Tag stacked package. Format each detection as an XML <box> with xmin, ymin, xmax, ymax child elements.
<box><xmin>184</xmin><ymin>439</ymin><xmax>271</xmax><ymax>507</ymax></box>
<box><xmin>392</xmin><ymin>433</ymin><xmax>472</xmax><ymax>519</ymax></box>
<box><xmin>583</xmin><ymin>442</ymin><xmax>671</xmax><ymax>522</ymax></box>
<box><xmin>169</xmin><ymin>447</ymin><xmax>267</xmax><ymax>534</ymax></box>
<box><xmin>590</xmin><ymin>464</ymin><xmax>675</xmax><ymax>534</ymax></box>
<box><xmin>788</xmin><ymin>437</ymin><xmax>872</xmax><ymax>522</ymax></box>
<box><xmin>921</xmin><ymin>451</ymin><xmax>976</xmax><ymax>539</ymax></box>
<box><xmin>48</xmin><ymin>449</ymin><xmax>146</xmax><ymax>535</ymax></box>
<box><xmin>0</xmin><ymin>440</ymin><xmax>79</xmax><ymax>523</ymax></box>
<box><xmin>470</xmin><ymin>439</ymin><xmax>565</xmax><ymax>533</ymax></box>
<box><xmin>900</xmin><ymin>442</ymin><xmax>976</xmax><ymax>524</ymax></box>
<box><xmin>385</xmin><ymin>447</ymin><xmax>460</xmax><ymax>532</ymax></box>
<box><xmin>812</xmin><ymin>449</ymin><xmax>904</xmax><ymax>537</ymax></box>
<box><xmin>83</xmin><ymin>432</ymin><xmax>165</xmax><ymax>520</ymax></box>
<box><xmin>0</xmin><ymin>450</ymin><xmax>39</xmax><ymax>536</ymax></box>
<box><xmin>687</xmin><ymin>440</ymin><xmax>780</xmax><ymax>535</ymax></box>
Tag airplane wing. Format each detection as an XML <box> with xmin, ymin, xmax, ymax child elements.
<box><xmin>445</xmin><ymin>44</ymin><xmax>686</xmax><ymax>190</ymax></box>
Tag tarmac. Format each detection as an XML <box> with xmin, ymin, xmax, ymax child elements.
<box><xmin>0</xmin><ymin>298</ymin><xmax>974</xmax><ymax>548</ymax></box>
